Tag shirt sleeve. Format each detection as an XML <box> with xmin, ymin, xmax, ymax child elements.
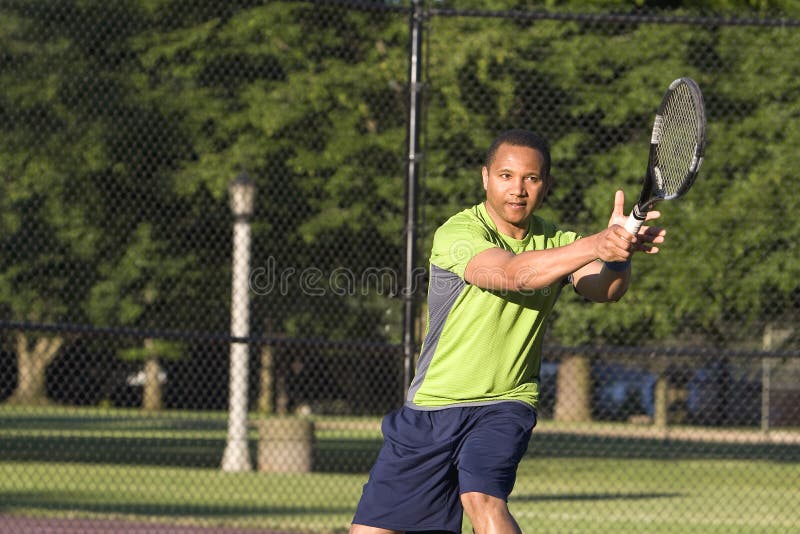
<box><xmin>429</xmin><ymin>215</ymin><xmax>499</xmax><ymax>279</ymax></box>
<box><xmin>557</xmin><ymin>230</ymin><xmax>582</xmax><ymax>286</ymax></box>
<box><xmin>558</xmin><ymin>230</ymin><xmax>582</xmax><ymax>247</ymax></box>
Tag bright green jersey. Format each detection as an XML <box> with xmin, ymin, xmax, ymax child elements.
<box><xmin>407</xmin><ymin>202</ymin><xmax>580</xmax><ymax>410</ymax></box>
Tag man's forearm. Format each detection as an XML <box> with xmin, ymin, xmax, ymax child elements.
<box><xmin>481</xmin><ymin>235</ymin><xmax>602</xmax><ymax>291</ymax></box>
<box><xmin>573</xmin><ymin>260</ymin><xmax>631</xmax><ymax>302</ymax></box>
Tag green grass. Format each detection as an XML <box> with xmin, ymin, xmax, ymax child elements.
<box><xmin>510</xmin><ymin>457</ymin><xmax>799</xmax><ymax>533</ymax></box>
<box><xmin>1</xmin><ymin>406</ymin><xmax>799</xmax><ymax>533</ymax></box>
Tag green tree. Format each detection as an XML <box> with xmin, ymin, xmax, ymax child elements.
<box><xmin>0</xmin><ymin>1</ymin><xmax>231</xmax><ymax>405</ymax></box>
<box><xmin>2</xmin><ymin>0</ymin><xmax>797</xmax><ymax>415</ymax></box>
<box><xmin>128</xmin><ymin>0</ymin><xmax>799</xmax><ymax>354</ymax></box>
<box><xmin>413</xmin><ymin>0</ymin><xmax>799</xmax><ymax>351</ymax></box>
<box><xmin>131</xmin><ymin>1</ymin><xmax>411</xmax><ymax>342</ymax></box>
<box><xmin>417</xmin><ymin>0</ymin><xmax>800</xmax><ymax>420</ymax></box>
<box><xmin>0</xmin><ymin>3</ymin><xmax>115</xmax><ymax>403</ymax></box>
<box><xmin>87</xmin><ymin>224</ymin><xmax>195</xmax><ymax>410</ymax></box>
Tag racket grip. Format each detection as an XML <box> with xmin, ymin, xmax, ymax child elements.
<box><xmin>624</xmin><ymin>209</ymin><xmax>645</xmax><ymax>235</ymax></box>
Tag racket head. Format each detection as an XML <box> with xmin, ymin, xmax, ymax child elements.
<box><xmin>643</xmin><ymin>77</ymin><xmax>707</xmax><ymax>205</ymax></box>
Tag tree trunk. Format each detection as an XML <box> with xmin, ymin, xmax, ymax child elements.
<box><xmin>554</xmin><ymin>354</ymin><xmax>592</xmax><ymax>423</ymax></box>
<box><xmin>651</xmin><ymin>356</ymin><xmax>669</xmax><ymax>430</ymax></box>
<box><xmin>275</xmin><ymin>356</ymin><xmax>289</xmax><ymax>416</ymax></box>
<box><xmin>142</xmin><ymin>349</ymin><xmax>163</xmax><ymax>411</ymax></box>
<box><xmin>653</xmin><ymin>374</ymin><xmax>669</xmax><ymax>430</ymax></box>
<box><xmin>257</xmin><ymin>344</ymin><xmax>274</xmax><ymax>414</ymax></box>
<box><xmin>8</xmin><ymin>332</ymin><xmax>64</xmax><ymax>405</ymax></box>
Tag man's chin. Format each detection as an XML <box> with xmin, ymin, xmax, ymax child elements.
<box><xmin>504</xmin><ymin>208</ymin><xmax>532</xmax><ymax>224</ymax></box>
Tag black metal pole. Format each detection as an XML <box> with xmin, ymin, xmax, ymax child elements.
<box><xmin>403</xmin><ymin>0</ymin><xmax>424</xmax><ymax>396</ymax></box>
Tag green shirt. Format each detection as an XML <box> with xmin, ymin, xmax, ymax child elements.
<box><xmin>407</xmin><ymin>202</ymin><xmax>580</xmax><ymax>410</ymax></box>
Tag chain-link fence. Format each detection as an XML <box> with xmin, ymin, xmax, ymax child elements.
<box><xmin>1</xmin><ymin>0</ymin><xmax>798</xmax><ymax>532</ymax></box>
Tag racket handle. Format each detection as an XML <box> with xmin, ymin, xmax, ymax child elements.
<box><xmin>624</xmin><ymin>208</ymin><xmax>645</xmax><ymax>235</ymax></box>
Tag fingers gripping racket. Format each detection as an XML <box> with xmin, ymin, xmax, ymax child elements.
<box><xmin>624</xmin><ymin>77</ymin><xmax>707</xmax><ymax>235</ymax></box>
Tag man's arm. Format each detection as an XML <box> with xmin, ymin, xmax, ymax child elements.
<box><xmin>464</xmin><ymin>225</ymin><xmax>634</xmax><ymax>292</ymax></box>
<box><xmin>464</xmin><ymin>190</ymin><xmax>664</xmax><ymax>300</ymax></box>
<box><xmin>572</xmin><ymin>190</ymin><xmax>665</xmax><ymax>302</ymax></box>
<box><xmin>571</xmin><ymin>259</ymin><xmax>631</xmax><ymax>303</ymax></box>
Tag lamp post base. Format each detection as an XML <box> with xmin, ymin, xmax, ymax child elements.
<box><xmin>221</xmin><ymin>440</ymin><xmax>252</xmax><ymax>472</ymax></box>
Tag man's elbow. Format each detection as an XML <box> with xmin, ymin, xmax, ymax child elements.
<box><xmin>604</xmin><ymin>285</ymin><xmax>628</xmax><ymax>303</ymax></box>
<box><xmin>577</xmin><ymin>284</ymin><xmax>628</xmax><ymax>303</ymax></box>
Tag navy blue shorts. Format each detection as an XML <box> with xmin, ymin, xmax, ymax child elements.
<box><xmin>352</xmin><ymin>402</ymin><xmax>537</xmax><ymax>533</ymax></box>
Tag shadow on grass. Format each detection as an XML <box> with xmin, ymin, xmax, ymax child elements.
<box><xmin>314</xmin><ymin>438</ymin><xmax>381</xmax><ymax>473</ymax></box>
<box><xmin>0</xmin><ymin>434</ymin><xmax>383</xmax><ymax>473</ymax></box>
<box><xmin>3</xmin><ymin>411</ymin><xmax>798</xmax><ymax>472</ymax></box>
<box><xmin>0</xmin><ymin>435</ymin><xmax>228</xmax><ymax>468</ymax></box>
<box><xmin>1</xmin><ymin>414</ymin><xmax>225</xmax><ymax>433</ymax></box>
<box><xmin>0</xmin><ymin>410</ymin><xmax>383</xmax><ymax>472</ymax></box>
<box><xmin>510</xmin><ymin>491</ymin><xmax>683</xmax><ymax>503</ymax></box>
<box><xmin>528</xmin><ymin>432</ymin><xmax>800</xmax><ymax>462</ymax></box>
<box><xmin>0</xmin><ymin>490</ymin><xmax>352</xmax><ymax>518</ymax></box>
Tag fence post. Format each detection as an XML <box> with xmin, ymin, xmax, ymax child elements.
<box><xmin>403</xmin><ymin>0</ymin><xmax>425</xmax><ymax>395</ymax></box>
<box><xmin>761</xmin><ymin>357</ymin><xmax>773</xmax><ymax>436</ymax></box>
<box><xmin>258</xmin><ymin>343</ymin><xmax>274</xmax><ymax>415</ymax></box>
<box><xmin>652</xmin><ymin>356</ymin><xmax>668</xmax><ymax>434</ymax></box>
<box><xmin>760</xmin><ymin>324</ymin><xmax>792</xmax><ymax>437</ymax></box>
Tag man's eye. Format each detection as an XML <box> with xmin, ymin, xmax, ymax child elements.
<box><xmin>525</xmin><ymin>176</ymin><xmax>539</xmax><ymax>182</ymax></box>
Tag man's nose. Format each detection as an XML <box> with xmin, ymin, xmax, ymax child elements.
<box><xmin>511</xmin><ymin>176</ymin><xmax>527</xmax><ymax>195</ymax></box>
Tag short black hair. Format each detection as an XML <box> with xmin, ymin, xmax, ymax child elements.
<box><xmin>484</xmin><ymin>129</ymin><xmax>551</xmax><ymax>177</ymax></box>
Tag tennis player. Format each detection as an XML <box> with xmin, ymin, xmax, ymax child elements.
<box><xmin>350</xmin><ymin>129</ymin><xmax>665</xmax><ymax>534</ymax></box>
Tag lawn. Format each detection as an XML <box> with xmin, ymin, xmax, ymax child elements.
<box><xmin>1</xmin><ymin>406</ymin><xmax>798</xmax><ymax>533</ymax></box>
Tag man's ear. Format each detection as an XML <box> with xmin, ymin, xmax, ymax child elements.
<box><xmin>481</xmin><ymin>166</ymin><xmax>489</xmax><ymax>191</ymax></box>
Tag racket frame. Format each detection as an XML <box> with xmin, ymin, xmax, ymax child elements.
<box><xmin>624</xmin><ymin>77</ymin><xmax>706</xmax><ymax>235</ymax></box>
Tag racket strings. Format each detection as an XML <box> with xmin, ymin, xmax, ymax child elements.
<box><xmin>653</xmin><ymin>84</ymin><xmax>702</xmax><ymax>197</ymax></box>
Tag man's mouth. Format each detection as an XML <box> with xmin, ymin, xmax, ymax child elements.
<box><xmin>507</xmin><ymin>201</ymin><xmax>527</xmax><ymax>210</ymax></box>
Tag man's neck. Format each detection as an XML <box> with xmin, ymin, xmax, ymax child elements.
<box><xmin>483</xmin><ymin>201</ymin><xmax>529</xmax><ymax>240</ymax></box>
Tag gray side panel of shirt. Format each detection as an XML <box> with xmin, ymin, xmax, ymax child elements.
<box><xmin>405</xmin><ymin>264</ymin><xmax>465</xmax><ymax>404</ymax></box>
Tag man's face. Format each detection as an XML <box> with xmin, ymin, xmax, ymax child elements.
<box><xmin>482</xmin><ymin>143</ymin><xmax>551</xmax><ymax>238</ymax></box>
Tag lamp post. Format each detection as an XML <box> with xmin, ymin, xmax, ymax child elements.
<box><xmin>222</xmin><ymin>173</ymin><xmax>256</xmax><ymax>472</ymax></box>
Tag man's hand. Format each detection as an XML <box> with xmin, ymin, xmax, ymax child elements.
<box><xmin>595</xmin><ymin>190</ymin><xmax>666</xmax><ymax>261</ymax></box>
<box><xmin>574</xmin><ymin>190</ymin><xmax>667</xmax><ymax>302</ymax></box>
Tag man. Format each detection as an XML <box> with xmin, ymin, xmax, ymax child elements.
<box><xmin>350</xmin><ymin>129</ymin><xmax>665</xmax><ymax>533</ymax></box>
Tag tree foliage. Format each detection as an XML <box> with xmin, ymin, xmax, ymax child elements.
<box><xmin>418</xmin><ymin>1</ymin><xmax>800</xmax><ymax>349</ymax></box>
<box><xmin>1</xmin><ymin>0</ymin><xmax>797</xmax><ymax>406</ymax></box>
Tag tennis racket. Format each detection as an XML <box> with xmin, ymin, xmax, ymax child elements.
<box><xmin>624</xmin><ymin>77</ymin><xmax>707</xmax><ymax>235</ymax></box>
